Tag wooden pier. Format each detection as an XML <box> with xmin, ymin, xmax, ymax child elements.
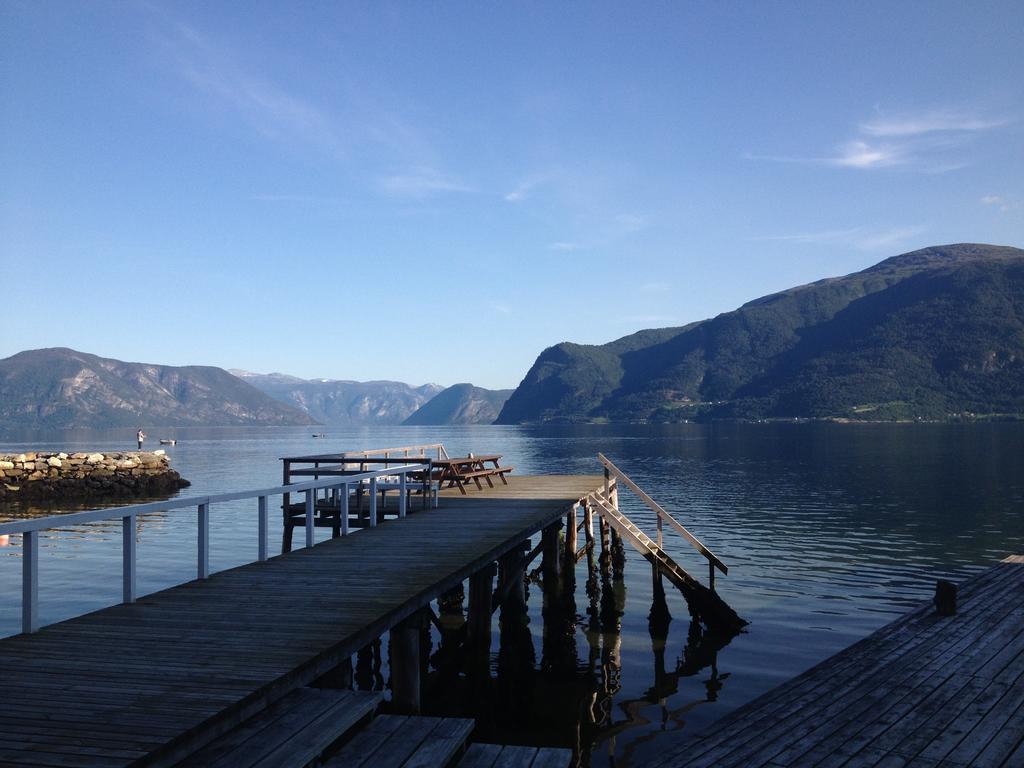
<box><xmin>652</xmin><ymin>554</ymin><xmax>1024</xmax><ymax>768</ymax></box>
<box><xmin>0</xmin><ymin>475</ymin><xmax>600</xmax><ymax>768</ymax></box>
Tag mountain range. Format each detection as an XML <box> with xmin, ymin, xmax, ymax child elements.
<box><xmin>497</xmin><ymin>243</ymin><xmax>1024</xmax><ymax>423</ymax></box>
<box><xmin>0</xmin><ymin>348</ymin><xmax>315</xmax><ymax>430</ymax></box>
<box><xmin>0</xmin><ymin>350</ymin><xmax>509</xmax><ymax>431</ymax></box>
<box><xmin>4</xmin><ymin>244</ymin><xmax>1021</xmax><ymax>430</ymax></box>
<box><xmin>232</xmin><ymin>371</ymin><xmax>444</xmax><ymax>426</ymax></box>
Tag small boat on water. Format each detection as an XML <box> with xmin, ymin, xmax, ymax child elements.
<box><xmin>311</xmin><ymin>433</ymin><xmax>327</xmax><ymax>438</ymax></box>
<box><xmin>159</xmin><ymin>439</ymin><xmax>177</xmax><ymax>445</ymax></box>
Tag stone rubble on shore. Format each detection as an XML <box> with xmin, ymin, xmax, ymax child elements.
<box><xmin>0</xmin><ymin>451</ymin><xmax>190</xmax><ymax>500</ymax></box>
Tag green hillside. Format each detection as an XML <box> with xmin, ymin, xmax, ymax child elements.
<box><xmin>497</xmin><ymin>244</ymin><xmax>1024</xmax><ymax>423</ymax></box>
<box><xmin>402</xmin><ymin>383</ymin><xmax>513</xmax><ymax>425</ymax></box>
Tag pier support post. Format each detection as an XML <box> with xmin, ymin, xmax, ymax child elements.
<box><xmin>467</xmin><ymin>563</ymin><xmax>497</xmax><ymax>710</ymax></box>
<box><xmin>599</xmin><ymin>516</ymin><xmax>611</xmax><ymax>572</ymax></box>
<box><xmin>499</xmin><ymin>544</ymin><xmax>528</xmax><ymax>615</ymax></box>
<box><xmin>542</xmin><ymin>520</ymin><xmax>563</xmax><ymax>595</ymax></box>
<box><xmin>566</xmin><ymin>503</ymin><xmax>578</xmax><ymax>568</ymax></box>
<box><xmin>611</xmin><ymin>529</ymin><xmax>626</xmax><ymax>580</ymax></box>
<box><xmin>468</xmin><ymin>563</ymin><xmax>497</xmax><ymax>649</ymax></box>
<box><xmin>391</xmin><ymin>609</ymin><xmax>429</xmax><ymax>714</ymax></box>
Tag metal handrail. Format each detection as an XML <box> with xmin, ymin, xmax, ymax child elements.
<box><xmin>283</xmin><ymin>443</ymin><xmax>449</xmax><ymax>463</ymax></box>
<box><xmin>598</xmin><ymin>452</ymin><xmax>728</xmax><ymax>576</ymax></box>
<box><xmin>3</xmin><ymin>462</ymin><xmax>430</xmax><ymax>635</ymax></box>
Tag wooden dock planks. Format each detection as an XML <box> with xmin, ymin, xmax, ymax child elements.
<box><xmin>0</xmin><ymin>475</ymin><xmax>601</xmax><ymax>768</ymax></box>
<box><xmin>651</xmin><ymin>555</ymin><xmax>1024</xmax><ymax>767</ymax></box>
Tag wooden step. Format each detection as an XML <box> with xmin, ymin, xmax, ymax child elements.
<box><xmin>458</xmin><ymin>743</ymin><xmax>573</xmax><ymax>767</ymax></box>
<box><xmin>176</xmin><ymin>688</ymin><xmax>381</xmax><ymax>768</ymax></box>
<box><xmin>589</xmin><ymin>492</ymin><xmax>746</xmax><ymax>632</ymax></box>
<box><xmin>324</xmin><ymin>714</ymin><xmax>475</xmax><ymax>768</ymax></box>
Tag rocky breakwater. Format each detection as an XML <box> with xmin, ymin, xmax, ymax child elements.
<box><xmin>0</xmin><ymin>451</ymin><xmax>191</xmax><ymax>501</ymax></box>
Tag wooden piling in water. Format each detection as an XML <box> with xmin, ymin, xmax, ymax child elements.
<box><xmin>541</xmin><ymin>520</ymin><xmax>562</xmax><ymax>592</ymax></box>
<box><xmin>566</xmin><ymin>503</ymin><xmax>578</xmax><ymax>568</ymax></box>
<box><xmin>390</xmin><ymin>609</ymin><xmax>428</xmax><ymax>714</ymax></box>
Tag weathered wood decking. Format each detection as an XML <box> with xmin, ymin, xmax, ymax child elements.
<box><xmin>654</xmin><ymin>555</ymin><xmax>1024</xmax><ymax>768</ymax></box>
<box><xmin>0</xmin><ymin>475</ymin><xmax>601</xmax><ymax>768</ymax></box>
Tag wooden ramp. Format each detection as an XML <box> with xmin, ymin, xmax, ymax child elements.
<box><xmin>652</xmin><ymin>555</ymin><xmax>1024</xmax><ymax>768</ymax></box>
<box><xmin>0</xmin><ymin>475</ymin><xmax>601</xmax><ymax>768</ymax></box>
<box><xmin>588</xmin><ymin>490</ymin><xmax>745</xmax><ymax>632</ymax></box>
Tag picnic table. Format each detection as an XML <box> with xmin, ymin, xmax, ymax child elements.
<box><xmin>432</xmin><ymin>454</ymin><xmax>514</xmax><ymax>495</ymax></box>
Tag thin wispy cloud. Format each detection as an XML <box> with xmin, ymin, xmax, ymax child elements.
<box><xmin>750</xmin><ymin>107</ymin><xmax>1008</xmax><ymax>173</ymax></box>
<box><xmin>752</xmin><ymin>225</ymin><xmax>927</xmax><ymax>251</ymax></box>
<box><xmin>547</xmin><ymin>241</ymin><xmax>584</xmax><ymax>252</ymax></box>
<box><xmin>981</xmin><ymin>194</ymin><xmax>1022</xmax><ymax>214</ymax></box>
<box><xmin>504</xmin><ymin>173</ymin><xmax>556</xmax><ymax>203</ymax></box>
<box><xmin>861</xmin><ymin>110</ymin><xmax>1009</xmax><ymax>137</ymax></box>
<box><xmin>376</xmin><ymin>167</ymin><xmax>474</xmax><ymax>198</ymax></box>
<box><xmin>159</xmin><ymin>22</ymin><xmax>344</xmax><ymax>157</ymax></box>
<box><xmin>829</xmin><ymin>141</ymin><xmax>905</xmax><ymax>169</ymax></box>
<box><xmin>249</xmin><ymin>194</ymin><xmax>347</xmax><ymax>204</ymax></box>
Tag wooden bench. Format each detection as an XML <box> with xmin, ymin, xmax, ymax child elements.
<box><xmin>458</xmin><ymin>743</ymin><xmax>573</xmax><ymax>767</ymax></box>
<box><xmin>324</xmin><ymin>714</ymin><xmax>474</xmax><ymax>768</ymax></box>
<box><xmin>176</xmin><ymin>688</ymin><xmax>381</xmax><ymax>768</ymax></box>
<box><xmin>440</xmin><ymin>464</ymin><xmax>515</xmax><ymax>493</ymax></box>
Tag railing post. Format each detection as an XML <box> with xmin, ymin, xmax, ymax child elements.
<box><xmin>709</xmin><ymin>558</ymin><xmax>716</xmax><ymax>592</ymax></box>
<box><xmin>123</xmin><ymin>515</ymin><xmax>136</xmax><ymax>604</ymax></box>
<box><xmin>197</xmin><ymin>503</ymin><xmax>209</xmax><ymax>579</ymax></box>
<box><xmin>258</xmin><ymin>496</ymin><xmax>268</xmax><ymax>562</ymax></box>
<box><xmin>22</xmin><ymin>530</ymin><xmax>39</xmax><ymax>634</ymax></box>
<box><xmin>341</xmin><ymin>483</ymin><xmax>349</xmax><ymax>535</ymax></box>
<box><xmin>399</xmin><ymin>472</ymin><xmax>407</xmax><ymax>518</ymax></box>
<box><xmin>369</xmin><ymin>477</ymin><xmax>378</xmax><ymax>527</ymax></box>
<box><xmin>305</xmin><ymin>489</ymin><xmax>315</xmax><ymax>548</ymax></box>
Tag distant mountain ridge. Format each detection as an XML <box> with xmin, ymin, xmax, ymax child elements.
<box><xmin>0</xmin><ymin>348</ymin><xmax>315</xmax><ymax>430</ymax></box>
<box><xmin>232</xmin><ymin>371</ymin><xmax>444</xmax><ymax>426</ymax></box>
<box><xmin>497</xmin><ymin>243</ymin><xmax>1024</xmax><ymax>423</ymax></box>
<box><xmin>402</xmin><ymin>383</ymin><xmax>513</xmax><ymax>425</ymax></box>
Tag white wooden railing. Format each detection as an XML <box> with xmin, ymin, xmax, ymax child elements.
<box><xmin>0</xmin><ymin>462</ymin><xmax>429</xmax><ymax>635</ymax></box>
<box><xmin>598</xmin><ymin>453</ymin><xmax>728</xmax><ymax>589</ymax></box>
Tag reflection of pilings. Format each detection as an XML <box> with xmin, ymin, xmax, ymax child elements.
<box><xmin>438</xmin><ymin>583</ymin><xmax>465</xmax><ymax>620</ymax></box>
<box><xmin>599</xmin><ymin>572</ymin><xmax>625</xmax><ymax>697</ymax></box>
<box><xmin>542</xmin><ymin>521</ymin><xmax>579</xmax><ymax>679</ymax></box>
<box><xmin>649</xmin><ymin>573</ymin><xmax>672</xmax><ymax>704</ymax></box>
<box><xmin>355</xmin><ymin>638</ymin><xmax>383</xmax><ymax>691</ymax></box>
<box><xmin>429</xmin><ymin>584</ymin><xmax>466</xmax><ymax>683</ymax></box>
<box><xmin>390</xmin><ymin>608</ymin><xmax>429</xmax><ymax>714</ymax></box>
<box><xmin>498</xmin><ymin>543</ymin><xmax>528</xmax><ymax>615</ymax></box>
<box><xmin>497</xmin><ymin>546</ymin><xmax>535</xmax><ymax>731</ymax></box>
<box><xmin>312</xmin><ymin>654</ymin><xmax>353</xmax><ymax>690</ymax></box>
<box><xmin>467</xmin><ymin>563</ymin><xmax>497</xmax><ymax>727</ymax></box>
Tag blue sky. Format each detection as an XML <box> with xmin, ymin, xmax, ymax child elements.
<box><xmin>2</xmin><ymin>1</ymin><xmax>1022</xmax><ymax>389</ymax></box>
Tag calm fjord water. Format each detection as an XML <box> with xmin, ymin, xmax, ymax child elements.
<box><xmin>2</xmin><ymin>423</ymin><xmax>1022</xmax><ymax>766</ymax></box>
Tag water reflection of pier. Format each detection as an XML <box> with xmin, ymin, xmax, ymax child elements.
<box><xmin>346</xmin><ymin>499</ymin><xmax>738</xmax><ymax>767</ymax></box>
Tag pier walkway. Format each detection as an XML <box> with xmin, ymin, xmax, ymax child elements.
<box><xmin>0</xmin><ymin>475</ymin><xmax>600</xmax><ymax>768</ymax></box>
<box><xmin>654</xmin><ymin>555</ymin><xmax>1024</xmax><ymax>768</ymax></box>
